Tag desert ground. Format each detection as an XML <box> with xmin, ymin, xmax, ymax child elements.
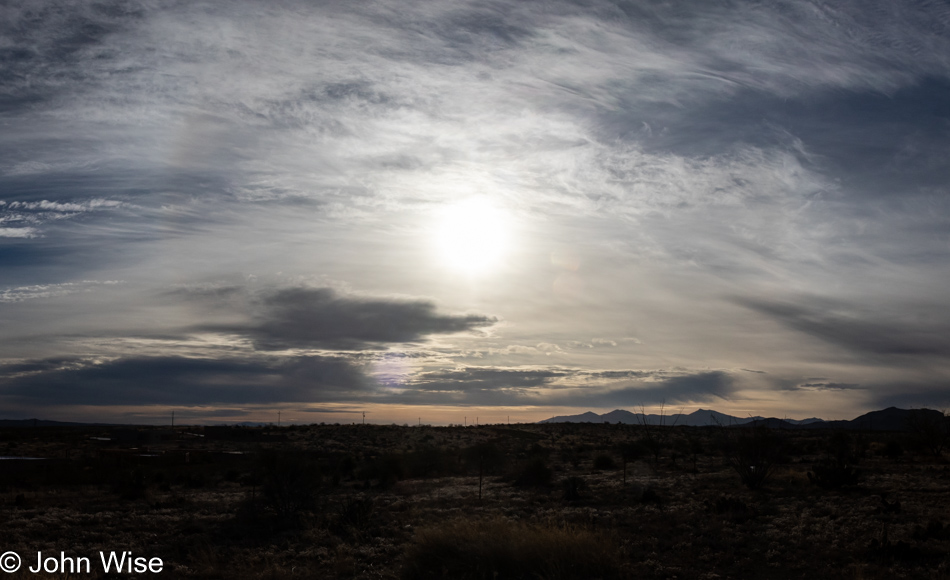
<box><xmin>1</xmin><ymin>420</ymin><xmax>948</xmax><ymax>579</ymax></box>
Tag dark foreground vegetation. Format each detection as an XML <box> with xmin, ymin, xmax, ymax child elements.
<box><xmin>1</xmin><ymin>412</ymin><xmax>949</xmax><ymax>579</ymax></box>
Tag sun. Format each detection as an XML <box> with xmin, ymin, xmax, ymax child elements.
<box><xmin>434</xmin><ymin>198</ymin><xmax>512</xmax><ymax>275</ymax></box>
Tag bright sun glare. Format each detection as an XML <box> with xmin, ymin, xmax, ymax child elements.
<box><xmin>435</xmin><ymin>198</ymin><xmax>512</xmax><ymax>275</ymax></box>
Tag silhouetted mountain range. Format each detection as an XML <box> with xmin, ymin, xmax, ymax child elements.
<box><xmin>541</xmin><ymin>408</ymin><xmax>771</xmax><ymax>426</ymax></box>
<box><xmin>539</xmin><ymin>407</ymin><xmax>941</xmax><ymax>431</ymax></box>
<box><xmin>0</xmin><ymin>418</ymin><xmax>109</xmax><ymax>427</ymax></box>
<box><xmin>0</xmin><ymin>419</ymin><xmax>268</xmax><ymax>428</ymax></box>
<box><xmin>2</xmin><ymin>407</ymin><xmax>942</xmax><ymax>431</ymax></box>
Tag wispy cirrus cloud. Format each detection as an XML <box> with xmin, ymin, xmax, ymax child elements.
<box><xmin>736</xmin><ymin>297</ymin><xmax>950</xmax><ymax>359</ymax></box>
<box><xmin>797</xmin><ymin>382</ymin><xmax>863</xmax><ymax>391</ymax></box>
<box><xmin>3</xmin><ymin>0</ymin><xmax>950</xmax><ymax>421</ymax></box>
<box><xmin>0</xmin><ymin>280</ymin><xmax>123</xmax><ymax>302</ymax></box>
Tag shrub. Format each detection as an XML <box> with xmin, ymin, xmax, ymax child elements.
<box><xmin>638</xmin><ymin>433</ymin><xmax>664</xmax><ymax>471</ymax></box>
<box><xmin>257</xmin><ymin>449</ymin><xmax>321</xmax><ymax>520</ymax></box>
<box><xmin>401</xmin><ymin>517</ymin><xmax>623</xmax><ymax>580</ymax></box>
<box><xmin>560</xmin><ymin>447</ymin><xmax>581</xmax><ymax>469</ymax></box>
<box><xmin>638</xmin><ymin>484</ymin><xmax>662</xmax><ymax>505</ymax></box>
<box><xmin>114</xmin><ymin>468</ymin><xmax>148</xmax><ymax>500</ymax></box>
<box><xmin>512</xmin><ymin>456</ymin><xmax>553</xmax><ymax>487</ymax></box>
<box><xmin>827</xmin><ymin>431</ymin><xmax>860</xmax><ymax>465</ymax></box>
<box><xmin>357</xmin><ymin>452</ymin><xmax>405</xmax><ymax>489</ymax></box>
<box><xmin>707</xmin><ymin>495</ymin><xmax>755</xmax><ymax>522</ymax></box>
<box><xmin>405</xmin><ymin>445</ymin><xmax>456</xmax><ymax>478</ymax></box>
<box><xmin>335</xmin><ymin>453</ymin><xmax>357</xmax><ymax>480</ymax></box>
<box><xmin>721</xmin><ymin>425</ymin><xmax>783</xmax><ymax>490</ymax></box>
<box><xmin>807</xmin><ymin>431</ymin><xmax>862</xmax><ymax>489</ymax></box>
<box><xmin>710</xmin><ymin>495</ymin><xmax>748</xmax><ymax>515</ymax></box>
<box><xmin>619</xmin><ymin>441</ymin><xmax>647</xmax><ymax>462</ymax></box>
<box><xmin>593</xmin><ymin>453</ymin><xmax>616</xmax><ymax>470</ymax></box>
<box><xmin>882</xmin><ymin>439</ymin><xmax>904</xmax><ymax>459</ymax></box>
<box><xmin>807</xmin><ymin>460</ymin><xmax>861</xmax><ymax>489</ymax></box>
<box><xmin>912</xmin><ymin>518</ymin><xmax>945</xmax><ymax>541</ymax></box>
<box><xmin>329</xmin><ymin>496</ymin><xmax>375</xmax><ymax>540</ymax></box>
<box><xmin>462</xmin><ymin>441</ymin><xmax>505</xmax><ymax>475</ymax></box>
<box><xmin>906</xmin><ymin>409</ymin><xmax>949</xmax><ymax>457</ymax></box>
<box><xmin>561</xmin><ymin>476</ymin><xmax>587</xmax><ymax>501</ymax></box>
<box><xmin>527</xmin><ymin>442</ymin><xmax>551</xmax><ymax>459</ymax></box>
<box><xmin>681</xmin><ymin>432</ymin><xmax>705</xmax><ymax>472</ymax></box>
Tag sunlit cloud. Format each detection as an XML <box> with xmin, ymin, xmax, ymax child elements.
<box><xmin>2</xmin><ymin>0</ymin><xmax>950</xmax><ymax>421</ymax></box>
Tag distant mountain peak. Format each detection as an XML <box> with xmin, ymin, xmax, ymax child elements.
<box><xmin>539</xmin><ymin>408</ymin><xmax>761</xmax><ymax>426</ymax></box>
<box><xmin>538</xmin><ymin>407</ymin><xmax>937</xmax><ymax>431</ymax></box>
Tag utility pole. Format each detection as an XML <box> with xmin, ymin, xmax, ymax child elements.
<box><xmin>362</xmin><ymin>411</ymin><xmax>365</xmax><ymax>425</ymax></box>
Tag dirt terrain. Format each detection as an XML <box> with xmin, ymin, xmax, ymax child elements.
<box><xmin>1</xmin><ymin>421</ymin><xmax>948</xmax><ymax>579</ymax></box>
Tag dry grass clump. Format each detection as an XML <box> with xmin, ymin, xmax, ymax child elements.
<box><xmin>401</xmin><ymin>517</ymin><xmax>623</xmax><ymax>580</ymax></box>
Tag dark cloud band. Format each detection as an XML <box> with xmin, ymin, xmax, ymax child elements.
<box><xmin>0</xmin><ymin>355</ymin><xmax>369</xmax><ymax>406</ymax></box>
<box><xmin>202</xmin><ymin>287</ymin><xmax>496</xmax><ymax>350</ymax></box>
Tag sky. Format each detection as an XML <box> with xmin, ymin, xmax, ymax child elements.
<box><xmin>2</xmin><ymin>0</ymin><xmax>950</xmax><ymax>425</ymax></box>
